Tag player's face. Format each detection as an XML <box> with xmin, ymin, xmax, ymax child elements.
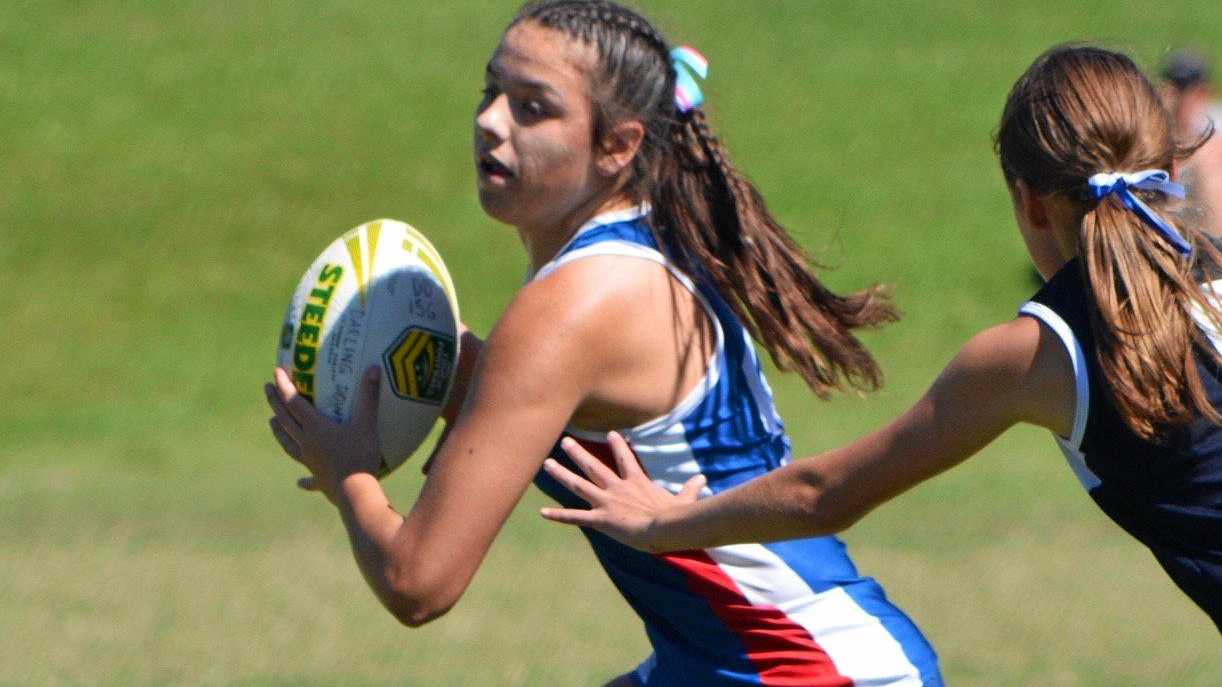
<box><xmin>474</xmin><ymin>22</ymin><xmax>609</xmax><ymax>237</ymax></box>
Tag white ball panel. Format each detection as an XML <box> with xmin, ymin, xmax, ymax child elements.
<box><xmin>276</xmin><ymin>219</ymin><xmax>459</xmax><ymax>476</ymax></box>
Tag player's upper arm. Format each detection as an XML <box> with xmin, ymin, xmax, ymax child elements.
<box><xmin>808</xmin><ymin>316</ymin><xmax>1075</xmax><ymax>528</ymax></box>
<box><xmin>898</xmin><ymin>314</ymin><xmax>1075</xmax><ymax>457</ymax></box>
<box><xmin>390</xmin><ymin>261</ymin><xmax>638</xmax><ymax>606</ymax></box>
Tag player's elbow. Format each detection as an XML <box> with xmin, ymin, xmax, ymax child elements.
<box><xmin>795</xmin><ymin>479</ymin><xmax>864</xmax><ymax>536</ymax></box>
<box><xmin>389</xmin><ymin>599</ymin><xmax>454</xmax><ymax>628</ymax></box>
<box><xmin>383</xmin><ymin>567</ymin><xmax>462</xmax><ymax>628</ymax></box>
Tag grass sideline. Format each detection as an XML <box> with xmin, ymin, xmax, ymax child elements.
<box><xmin>3</xmin><ymin>1</ymin><xmax>1221</xmax><ymax>684</ymax></box>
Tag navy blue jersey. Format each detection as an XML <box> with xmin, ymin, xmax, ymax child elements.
<box><xmin>1021</xmin><ymin>259</ymin><xmax>1222</xmax><ymax>630</ymax></box>
<box><xmin>532</xmin><ymin>206</ymin><xmax>942</xmax><ymax>685</ymax></box>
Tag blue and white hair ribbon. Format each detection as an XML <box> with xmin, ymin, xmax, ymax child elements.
<box><xmin>669</xmin><ymin>45</ymin><xmax>708</xmax><ymax>113</ymax></box>
<box><xmin>1087</xmin><ymin>169</ymin><xmax>1191</xmax><ymax>255</ymax></box>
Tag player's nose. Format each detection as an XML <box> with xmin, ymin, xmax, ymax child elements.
<box><xmin>475</xmin><ymin>95</ymin><xmax>510</xmax><ymax>145</ymax></box>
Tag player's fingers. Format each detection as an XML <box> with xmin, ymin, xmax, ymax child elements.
<box><xmin>676</xmin><ymin>473</ymin><xmax>707</xmax><ymax>502</ymax></box>
<box><xmin>353</xmin><ymin>365</ymin><xmax>381</xmax><ymax>431</ymax></box>
<box><xmin>297</xmin><ymin>476</ymin><xmax>320</xmax><ymax>491</ymax></box>
<box><xmin>538</xmin><ymin>506</ymin><xmax>600</xmax><ymax>527</ymax></box>
<box><xmin>559</xmin><ymin>437</ymin><xmax>618</xmax><ymax>488</ymax></box>
<box><xmin>273</xmin><ymin>367</ymin><xmax>316</xmax><ymax>427</ymax></box>
<box><xmin>606</xmin><ymin>431</ymin><xmax>646</xmax><ymax>481</ymax></box>
<box><xmin>542</xmin><ymin>458</ymin><xmax>605</xmax><ymax>506</ymax></box>
<box><xmin>264</xmin><ymin>382</ymin><xmax>301</xmax><ymax>431</ymax></box>
<box><xmin>269</xmin><ymin>417</ymin><xmax>303</xmax><ymax>461</ymax></box>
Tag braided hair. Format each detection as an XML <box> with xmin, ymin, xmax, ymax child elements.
<box><xmin>514</xmin><ymin>0</ymin><xmax>897</xmax><ymax>396</ymax></box>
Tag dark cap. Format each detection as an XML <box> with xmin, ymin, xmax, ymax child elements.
<box><xmin>1163</xmin><ymin>49</ymin><xmax>1211</xmax><ymax>89</ymax></box>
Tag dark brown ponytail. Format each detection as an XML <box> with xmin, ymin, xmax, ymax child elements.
<box><xmin>515</xmin><ymin>0</ymin><xmax>896</xmax><ymax>396</ymax></box>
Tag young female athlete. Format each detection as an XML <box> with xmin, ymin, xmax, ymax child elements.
<box><xmin>264</xmin><ymin>0</ymin><xmax>942</xmax><ymax>683</ymax></box>
<box><xmin>541</xmin><ymin>44</ymin><xmax>1222</xmax><ymax>632</ymax></box>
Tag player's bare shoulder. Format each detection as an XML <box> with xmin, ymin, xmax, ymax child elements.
<box><xmin>473</xmin><ymin>255</ymin><xmax>661</xmax><ymax>396</ymax></box>
<box><xmin>524</xmin><ymin>254</ymin><xmax>682</xmax><ymax>350</ymax></box>
<box><xmin>957</xmin><ymin>316</ymin><xmax>1075</xmax><ymax>436</ymax></box>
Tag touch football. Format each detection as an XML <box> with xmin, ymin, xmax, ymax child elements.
<box><xmin>277</xmin><ymin>219</ymin><xmax>460</xmax><ymax>476</ymax></box>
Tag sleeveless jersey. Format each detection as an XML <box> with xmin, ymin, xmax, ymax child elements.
<box><xmin>532</xmin><ymin>206</ymin><xmax>942</xmax><ymax>686</ymax></box>
<box><xmin>1020</xmin><ymin>259</ymin><xmax>1222</xmax><ymax>631</ymax></box>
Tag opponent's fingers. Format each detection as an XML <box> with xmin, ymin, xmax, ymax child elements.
<box><xmin>606</xmin><ymin>431</ymin><xmax>647</xmax><ymax>481</ymax></box>
<box><xmin>559</xmin><ymin>437</ymin><xmax>618</xmax><ymax>488</ymax></box>
<box><xmin>268</xmin><ymin>417</ymin><xmax>303</xmax><ymax>461</ymax></box>
<box><xmin>542</xmin><ymin>457</ymin><xmax>606</xmax><ymax>506</ymax></box>
<box><xmin>676</xmin><ymin>473</ymin><xmax>707</xmax><ymax>502</ymax></box>
<box><xmin>273</xmin><ymin>367</ymin><xmax>317</xmax><ymax>427</ymax></box>
<box><xmin>539</xmin><ymin>506</ymin><xmax>601</xmax><ymax>527</ymax></box>
<box><xmin>352</xmin><ymin>365</ymin><xmax>381</xmax><ymax>432</ymax></box>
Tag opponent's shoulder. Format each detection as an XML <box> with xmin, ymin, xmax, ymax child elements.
<box><xmin>955</xmin><ymin>316</ymin><xmax>1075</xmax><ymax>435</ymax></box>
<box><xmin>955</xmin><ymin>318</ymin><xmax>1045</xmax><ymax>377</ymax></box>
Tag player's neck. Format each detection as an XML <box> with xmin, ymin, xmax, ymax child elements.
<box><xmin>519</xmin><ymin>191</ymin><xmax>638</xmax><ymax>273</ymax></box>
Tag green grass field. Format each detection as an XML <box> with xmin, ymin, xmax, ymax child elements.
<box><xmin>3</xmin><ymin>1</ymin><xmax>1221</xmax><ymax>684</ymax></box>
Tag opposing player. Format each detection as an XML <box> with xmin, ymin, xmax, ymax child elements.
<box><xmin>541</xmin><ymin>45</ymin><xmax>1222</xmax><ymax>632</ymax></box>
<box><xmin>264</xmin><ymin>0</ymin><xmax>942</xmax><ymax>684</ymax></box>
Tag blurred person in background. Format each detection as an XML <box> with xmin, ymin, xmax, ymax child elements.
<box><xmin>1162</xmin><ymin>48</ymin><xmax>1222</xmax><ymax>235</ymax></box>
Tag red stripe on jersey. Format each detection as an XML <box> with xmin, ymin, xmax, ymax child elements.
<box><xmin>567</xmin><ymin>434</ymin><xmax>849</xmax><ymax>685</ymax></box>
<box><xmin>660</xmin><ymin>548</ymin><xmax>851</xmax><ymax>686</ymax></box>
<box><xmin>568</xmin><ymin>436</ymin><xmax>620</xmax><ymax>471</ymax></box>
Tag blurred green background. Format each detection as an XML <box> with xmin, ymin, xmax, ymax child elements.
<box><xmin>2</xmin><ymin>1</ymin><xmax>1220</xmax><ymax>684</ymax></box>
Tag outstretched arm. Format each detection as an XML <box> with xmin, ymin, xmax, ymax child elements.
<box><xmin>541</xmin><ymin>316</ymin><xmax>1074</xmax><ymax>552</ymax></box>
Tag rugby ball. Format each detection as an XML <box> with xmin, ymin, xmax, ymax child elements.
<box><xmin>277</xmin><ymin>219</ymin><xmax>459</xmax><ymax>477</ymax></box>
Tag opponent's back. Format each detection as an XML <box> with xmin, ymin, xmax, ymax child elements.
<box><xmin>1022</xmin><ymin>260</ymin><xmax>1222</xmax><ymax>629</ymax></box>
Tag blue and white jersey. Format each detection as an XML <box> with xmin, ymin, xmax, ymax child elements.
<box><xmin>533</xmin><ymin>206</ymin><xmax>942</xmax><ymax>686</ymax></box>
<box><xmin>1021</xmin><ymin>259</ymin><xmax>1222</xmax><ymax>631</ymax></box>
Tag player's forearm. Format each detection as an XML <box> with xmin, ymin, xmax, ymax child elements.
<box><xmin>334</xmin><ymin>474</ymin><xmax>449</xmax><ymax>626</ymax></box>
<box><xmin>441</xmin><ymin>329</ymin><xmax>484</xmax><ymax>423</ymax></box>
<box><xmin>646</xmin><ymin>460</ymin><xmax>847</xmax><ymax>552</ymax></box>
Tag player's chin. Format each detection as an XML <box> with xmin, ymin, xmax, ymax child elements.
<box><xmin>475</xmin><ymin>188</ymin><xmax>522</xmax><ymax>226</ymax></box>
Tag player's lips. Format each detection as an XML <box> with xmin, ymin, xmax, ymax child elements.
<box><xmin>477</xmin><ymin>154</ymin><xmax>515</xmax><ymax>182</ymax></box>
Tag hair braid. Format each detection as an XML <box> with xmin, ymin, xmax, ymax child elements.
<box><xmin>669</xmin><ymin>109</ymin><xmax>896</xmax><ymax>392</ymax></box>
<box><xmin>512</xmin><ymin>0</ymin><xmax>897</xmax><ymax>396</ymax></box>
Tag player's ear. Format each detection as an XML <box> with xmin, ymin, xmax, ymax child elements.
<box><xmin>595</xmin><ymin>119</ymin><xmax>646</xmax><ymax>178</ymax></box>
<box><xmin>1014</xmin><ymin>179</ymin><xmax>1053</xmax><ymax>232</ymax></box>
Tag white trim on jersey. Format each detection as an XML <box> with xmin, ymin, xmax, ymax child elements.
<box><xmin>739</xmin><ymin>328</ymin><xmax>785</xmax><ymax>437</ymax></box>
<box><xmin>571</xmin><ymin>420</ymin><xmax>715</xmax><ymax>498</ymax></box>
<box><xmin>528</xmin><ymin>204</ymin><xmax>652</xmax><ymax>281</ymax></box>
<box><xmin>705</xmin><ymin>544</ymin><xmax>924</xmax><ymax>685</ymax></box>
<box><xmin>1018</xmin><ymin>301</ymin><xmax>1102</xmax><ymax>491</ymax></box>
<box><xmin>554</xmin><ymin>240</ymin><xmax>724</xmax><ymax>499</ymax></box>
<box><xmin>541</xmin><ymin>239</ymin><xmax>726</xmax><ymax>423</ymax></box>
<box><xmin>1191</xmin><ymin>278</ymin><xmax>1222</xmax><ymax>355</ymax></box>
<box><xmin>533</xmin><ymin>208</ymin><xmax>732</xmax><ymax>500</ymax></box>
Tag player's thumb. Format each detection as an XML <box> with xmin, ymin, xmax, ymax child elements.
<box><xmin>676</xmin><ymin>474</ymin><xmax>707</xmax><ymax>502</ymax></box>
<box><xmin>354</xmin><ymin>365</ymin><xmax>382</xmax><ymax>430</ymax></box>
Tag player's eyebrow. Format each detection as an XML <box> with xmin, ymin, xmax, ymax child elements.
<box><xmin>485</xmin><ymin>64</ymin><xmax>560</xmax><ymax>99</ymax></box>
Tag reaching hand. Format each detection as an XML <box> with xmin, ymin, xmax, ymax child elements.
<box><xmin>538</xmin><ymin>432</ymin><xmax>705</xmax><ymax>553</ymax></box>
<box><xmin>264</xmin><ymin>365</ymin><xmax>385</xmax><ymax>503</ymax></box>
